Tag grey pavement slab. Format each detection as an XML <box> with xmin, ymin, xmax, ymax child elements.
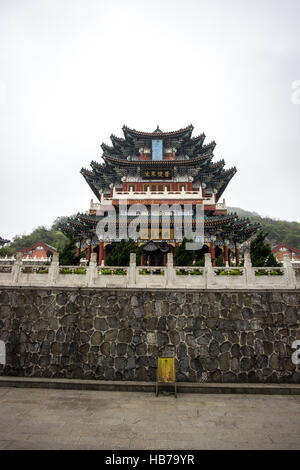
<box><xmin>0</xmin><ymin>387</ymin><xmax>299</xmax><ymax>449</ymax></box>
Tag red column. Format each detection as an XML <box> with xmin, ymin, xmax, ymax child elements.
<box><xmin>76</xmin><ymin>241</ymin><xmax>80</xmax><ymax>257</ymax></box>
<box><xmin>210</xmin><ymin>241</ymin><xmax>216</xmax><ymax>266</ymax></box>
<box><xmin>87</xmin><ymin>243</ymin><xmax>91</xmax><ymax>261</ymax></box>
<box><xmin>236</xmin><ymin>245</ymin><xmax>240</xmax><ymax>266</ymax></box>
<box><xmin>224</xmin><ymin>244</ymin><xmax>229</xmax><ymax>265</ymax></box>
<box><xmin>98</xmin><ymin>241</ymin><xmax>104</xmax><ymax>265</ymax></box>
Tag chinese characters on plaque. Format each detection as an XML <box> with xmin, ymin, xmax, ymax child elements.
<box><xmin>141</xmin><ymin>168</ymin><xmax>173</xmax><ymax>180</ymax></box>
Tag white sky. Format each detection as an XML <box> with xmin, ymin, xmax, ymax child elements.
<box><xmin>0</xmin><ymin>0</ymin><xmax>300</xmax><ymax>240</ymax></box>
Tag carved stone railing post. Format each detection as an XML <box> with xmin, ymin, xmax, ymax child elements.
<box><xmin>11</xmin><ymin>253</ymin><xmax>22</xmax><ymax>285</ymax></box>
<box><xmin>166</xmin><ymin>252</ymin><xmax>174</xmax><ymax>287</ymax></box>
<box><xmin>205</xmin><ymin>252</ymin><xmax>213</xmax><ymax>289</ymax></box>
<box><xmin>244</xmin><ymin>251</ymin><xmax>254</xmax><ymax>288</ymax></box>
<box><xmin>87</xmin><ymin>252</ymin><xmax>97</xmax><ymax>287</ymax></box>
<box><xmin>129</xmin><ymin>252</ymin><xmax>136</xmax><ymax>287</ymax></box>
<box><xmin>224</xmin><ymin>239</ymin><xmax>230</xmax><ymax>267</ymax></box>
<box><xmin>48</xmin><ymin>252</ymin><xmax>59</xmax><ymax>286</ymax></box>
<box><xmin>283</xmin><ymin>254</ymin><xmax>297</xmax><ymax>288</ymax></box>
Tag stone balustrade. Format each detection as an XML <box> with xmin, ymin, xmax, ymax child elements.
<box><xmin>0</xmin><ymin>252</ymin><xmax>298</xmax><ymax>290</ymax></box>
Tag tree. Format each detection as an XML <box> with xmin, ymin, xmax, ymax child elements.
<box><xmin>58</xmin><ymin>234</ymin><xmax>80</xmax><ymax>266</ymax></box>
<box><xmin>174</xmin><ymin>238</ymin><xmax>195</xmax><ymax>266</ymax></box>
<box><xmin>250</xmin><ymin>231</ymin><xmax>281</xmax><ymax>267</ymax></box>
<box><xmin>106</xmin><ymin>239</ymin><xmax>140</xmax><ymax>266</ymax></box>
<box><xmin>0</xmin><ymin>223</ymin><xmax>68</xmax><ymax>257</ymax></box>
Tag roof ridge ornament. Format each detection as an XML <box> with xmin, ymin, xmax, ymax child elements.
<box><xmin>153</xmin><ymin>125</ymin><xmax>163</xmax><ymax>134</ymax></box>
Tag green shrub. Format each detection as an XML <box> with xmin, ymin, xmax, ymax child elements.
<box><xmin>216</xmin><ymin>269</ymin><xmax>228</xmax><ymax>276</ymax></box>
<box><xmin>176</xmin><ymin>269</ymin><xmax>188</xmax><ymax>275</ymax></box>
<box><xmin>270</xmin><ymin>269</ymin><xmax>283</xmax><ymax>276</ymax></box>
<box><xmin>215</xmin><ymin>255</ymin><xmax>225</xmax><ymax>267</ymax></box>
<box><xmin>74</xmin><ymin>268</ymin><xmax>86</xmax><ymax>275</ymax></box>
<box><xmin>60</xmin><ymin>268</ymin><xmax>72</xmax><ymax>274</ymax></box>
<box><xmin>101</xmin><ymin>268</ymin><xmax>112</xmax><ymax>275</ymax></box>
<box><xmin>194</xmin><ymin>258</ymin><xmax>205</xmax><ymax>267</ymax></box>
<box><xmin>37</xmin><ymin>268</ymin><xmax>48</xmax><ymax>274</ymax></box>
<box><xmin>190</xmin><ymin>269</ymin><xmax>203</xmax><ymax>275</ymax></box>
<box><xmin>255</xmin><ymin>269</ymin><xmax>268</xmax><ymax>276</ymax></box>
<box><xmin>229</xmin><ymin>269</ymin><xmax>243</xmax><ymax>276</ymax></box>
<box><xmin>113</xmin><ymin>269</ymin><xmax>127</xmax><ymax>275</ymax></box>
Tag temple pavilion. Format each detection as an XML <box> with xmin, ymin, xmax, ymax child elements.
<box><xmin>59</xmin><ymin>125</ymin><xmax>260</xmax><ymax>266</ymax></box>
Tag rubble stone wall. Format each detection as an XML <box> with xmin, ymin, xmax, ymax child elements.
<box><xmin>0</xmin><ymin>287</ymin><xmax>299</xmax><ymax>383</ymax></box>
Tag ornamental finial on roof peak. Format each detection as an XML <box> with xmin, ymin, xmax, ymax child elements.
<box><xmin>154</xmin><ymin>125</ymin><xmax>162</xmax><ymax>133</ymax></box>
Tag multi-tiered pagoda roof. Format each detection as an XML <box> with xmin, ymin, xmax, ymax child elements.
<box><xmin>60</xmin><ymin>125</ymin><xmax>260</xmax><ymax>256</ymax></box>
<box><xmin>81</xmin><ymin>125</ymin><xmax>236</xmax><ymax>201</ymax></box>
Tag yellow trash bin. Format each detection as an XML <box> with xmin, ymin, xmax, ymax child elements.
<box><xmin>156</xmin><ymin>357</ymin><xmax>177</xmax><ymax>397</ymax></box>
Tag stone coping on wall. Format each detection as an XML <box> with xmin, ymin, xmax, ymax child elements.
<box><xmin>0</xmin><ymin>285</ymin><xmax>300</xmax><ymax>293</ymax></box>
<box><xmin>0</xmin><ymin>376</ymin><xmax>300</xmax><ymax>394</ymax></box>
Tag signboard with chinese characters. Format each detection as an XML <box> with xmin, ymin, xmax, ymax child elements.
<box><xmin>152</xmin><ymin>139</ymin><xmax>163</xmax><ymax>160</ymax></box>
<box><xmin>141</xmin><ymin>168</ymin><xmax>173</xmax><ymax>180</ymax></box>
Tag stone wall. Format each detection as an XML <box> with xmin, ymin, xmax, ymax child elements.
<box><xmin>0</xmin><ymin>287</ymin><xmax>299</xmax><ymax>383</ymax></box>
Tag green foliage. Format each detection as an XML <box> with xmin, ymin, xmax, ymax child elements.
<box><xmin>174</xmin><ymin>238</ymin><xmax>195</xmax><ymax>266</ymax></box>
<box><xmin>190</xmin><ymin>269</ymin><xmax>203</xmax><ymax>275</ymax></box>
<box><xmin>216</xmin><ymin>269</ymin><xmax>228</xmax><ymax>276</ymax></box>
<box><xmin>113</xmin><ymin>269</ymin><xmax>127</xmax><ymax>275</ymax></box>
<box><xmin>175</xmin><ymin>268</ymin><xmax>202</xmax><ymax>275</ymax></box>
<box><xmin>101</xmin><ymin>268</ymin><xmax>112</xmax><ymax>275</ymax></box>
<box><xmin>255</xmin><ymin>268</ymin><xmax>283</xmax><ymax>276</ymax></box>
<box><xmin>74</xmin><ymin>268</ymin><xmax>86</xmax><ymax>275</ymax></box>
<box><xmin>176</xmin><ymin>269</ymin><xmax>188</xmax><ymax>275</ymax></box>
<box><xmin>228</xmin><ymin>207</ymin><xmax>300</xmax><ymax>249</ymax></box>
<box><xmin>194</xmin><ymin>258</ymin><xmax>205</xmax><ymax>267</ymax></box>
<box><xmin>255</xmin><ymin>269</ymin><xmax>269</xmax><ymax>276</ymax></box>
<box><xmin>0</xmin><ymin>219</ymin><xmax>69</xmax><ymax>257</ymax></box>
<box><xmin>215</xmin><ymin>268</ymin><xmax>243</xmax><ymax>275</ymax></box>
<box><xmin>250</xmin><ymin>231</ymin><xmax>280</xmax><ymax>267</ymax></box>
<box><xmin>58</xmin><ymin>234</ymin><xmax>80</xmax><ymax>266</ymax></box>
<box><xmin>106</xmin><ymin>239</ymin><xmax>139</xmax><ymax>266</ymax></box>
<box><xmin>60</xmin><ymin>268</ymin><xmax>72</xmax><ymax>274</ymax></box>
<box><xmin>0</xmin><ymin>247</ymin><xmax>12</xmax><ymax>257</ymax></box>
<box><xmin>37</xmin><ymin>268</ymin><xmax>48</xmax><ymax>274</ymax></box>
<box><xmin>215</xmin><ymin>255</ymin><xmax>225</xmax><ymax>267</ymax></box>
<box><xmin>101</xmin><ymin>268</ymin><xmax>127</xmax><ymax>275</ymax></box>
<box><xmin>59</xmin><ymin>267</ymin><xmax>86</xmax><ymax>274</ymax></box>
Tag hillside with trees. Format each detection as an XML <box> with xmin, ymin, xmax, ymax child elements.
<box><xmin>227</xmin><ymin>207</ymin><xmax>300</xmax><ymax>249</ymax></box>
<box><xmin>0</xmin><ymin>216</ymin><xmax>70</xmax><ymax>256</ymax></box>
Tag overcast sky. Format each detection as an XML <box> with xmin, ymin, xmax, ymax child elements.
<box><xmin>0</xmin><ymin>0</ymin><xmax>299</xmax><ymax>240</ymax></box>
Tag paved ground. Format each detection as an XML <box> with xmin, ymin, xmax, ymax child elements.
<box><xmin>0</xmin><ymin>387</ymin><xmax>299</xmax><ymax>450</ymax></box>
